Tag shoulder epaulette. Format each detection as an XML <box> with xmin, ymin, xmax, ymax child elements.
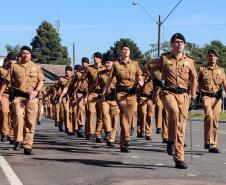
<box><xmin>186</xmin><ymin>54</ymin><xmax>194</xmax><ymax>60</ymax></box>
<box><xmin>161</xmin><ymin>52</ymin><xmax>171</xmax><ymax>56</ymax></box>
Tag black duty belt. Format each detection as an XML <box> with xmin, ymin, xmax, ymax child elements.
<box><xmin>92</xmin><ymin>89</ymin><xmax>102</xmax><ymax>94</ymax></box>
<box><xmin>77</xmin><ymin>89</ymin><xmax>87</xmax><ymax>95</ymax></box>
<box><xmin>202</xmin><ymin>91</ymin><xmax>219</xmax><ymax>98</ymax></box>
<box><xmin>141</xmin><ymin>92</ymin><xmax>153</xmax><ymax>98</ymax></box>
<box><xmin>164</xmin><ymin>87</ymin><xmax>188</xmax><ymax>94</ymax></box>
<box><xmin>116</xmin><ymin>86</ymin><xmax>137</xmax><ymax>95</ymax></box>
<box><xmin>13</xmin><ymin>89</ymin><xmax>30</xmax><ymax>98</ymax></box>
<box><xmin>105</xmin><ymin>90</ymin><xmax>116</xmax><ymax>101</ymax></box>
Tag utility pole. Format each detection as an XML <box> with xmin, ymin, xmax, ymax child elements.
<box><xmin>157</xmin><ymin>15</ymin><xmax>161</xmax><ymax>57</ymax></box>
<box><xmin>56</xmin><ymin>20</ymin><xmax>61</xmax><ymax>35</ymax></box>
<box><xmin>73</xmin><ymin>43</ymin><xmax>75</xmax><ymax>66</ymax></box>
<box><xmin>132</xmin><ymin>0</ymin><xmax>182</xmax><ymax>57</ymax></box>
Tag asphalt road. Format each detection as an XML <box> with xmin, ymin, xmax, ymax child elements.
<box><xmin>0</xmin><ymin>117</ymin><xmax>226</xmax><ymax>185</ymax></box>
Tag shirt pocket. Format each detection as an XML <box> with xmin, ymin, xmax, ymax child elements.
<box><xmin>29</xmin><ymin>72</ymin><xmax>38</xmax><ymax>88</ymax></box>
<box><xmin>14</xmin><ymin>69</ymin><xmax>24</xmax><ymax>80</ymax></box>
<box><xmin>179</xmin><ymin>65</ymin><xmax>189</xmax><ymax>79</ymax></box>
<box><xmin>202</xmin><ymin>72</ymin><xmax>211</xmax><ymax>86</ymax></box>
<box><xmin>215</xmin><ymin>75</ymin><xmax>223</xmax><ymax>85</ymax></box>
<box><xmin>115</xmin><ymin>67</ymin><xmax>124</xmax><ymax>79</ymax></box>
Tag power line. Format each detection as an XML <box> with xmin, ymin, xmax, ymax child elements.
<box><xmin>165</xmin><ymin>23</ymin><xmax>226</xmax><ymax>27</ymax></box>
<box><xmin>132</xmin><ymin>1</ymin><xmax>157</xmax><ymax>24</ymax></box>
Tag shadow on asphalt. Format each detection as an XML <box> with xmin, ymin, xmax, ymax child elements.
<box><xmin>33</xmin><ymin>157</ymin><xmax>175</xmax><ymax>170</ymax></box>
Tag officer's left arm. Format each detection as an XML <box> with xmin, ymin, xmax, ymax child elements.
<box><xmin>189</xmin><ymin>61</ymin><xmax>198</xmax><ymax>98</ymax></box>
<box><xmin>222</xmin><ymin>71</ymin><xmax>226</xmax><ymax>92</ymax></box>
<box><xmin>137</xmin><ymin>63</ymin><xmax>144</xmax><ymax>87</ymax></box>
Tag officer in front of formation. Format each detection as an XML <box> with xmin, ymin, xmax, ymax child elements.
<box><xmin>102</xmin><ymin>43</ymin><xmax>144</xmax><ymax>152</ymax></box>
<box><xmin>198</xmin><ymin>49</ymin><xmax>226</xmax><ymax>153</ymax></box>
<box><xmin>0</xmin><ymin>53</ymin><xmax>17</xmax><ymax>143</ymax></box>
<box><xmin>146</xmin><ymin>33</ymin><xmax>197</xmax><ymax>169</ymax></box>
<box><xmin>0</xmin><ymin>46</ymin><xmax>45</xmax><ymax>155</ymax></box>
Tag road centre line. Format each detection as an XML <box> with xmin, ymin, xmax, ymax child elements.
<box><xmin>0</xmin><ymin>156</ymin><xmax>23</xmax><ymax>185</ymax></box>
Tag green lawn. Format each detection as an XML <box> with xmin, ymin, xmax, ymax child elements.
<box><xmin>191</xmin><ymin>111</ymin><xmax>226</xmax><ymax>120</ymax></box>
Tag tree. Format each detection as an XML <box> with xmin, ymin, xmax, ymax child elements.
<box><xmin>103</xmin><ymin>38</ymin><xmax>143</xmax><ymax>62</ymax></box>
<box><xmin>31</xmin><ymin>21</ymin><xmax>70</xmax><ymax>65</ymax></box>
<box><xmin>5</xmin><ymin>44</ymin><xmax>21</xmax><ymax>55</ymax></box>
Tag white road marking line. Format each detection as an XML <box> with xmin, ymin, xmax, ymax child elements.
<box><xmin>222</xmin><ymin>149</ymin><xmax>226</xmax><ymax>152</ymax></box>
<box><xmin>192</xmin><ymin>155</ymin><xmax>200</xmax><ymax>158</ymax></box>
<box><xmin>0</xmin><ymin>156</ymin><xmax>23</xmax><ymax>185</ymax></box>
<box><xmin>195</xmin><ymin>145</ymin><xmax>201</xmax><ymax>147</ymax></box>
<box><xmin>187</xmin><ymin>174</ymin><xmax>197</xmax><ymax>177</ymax></box>
<box><xmin>131</xmin><ymin>156</ymin><xmax>139</xmax><ymax>159</ymax></box>
<box><xmin>155</xmin><ymin>163</ymin><xmax>164</xmax><ymax>166</ymax></box>
<box><xmin>146</xmin><ymin>144</ymin><xmax>152</xmax><ymax>146</ymax></box>
<box><xmin>224</xmin><ymin>163</ymin><xmax>226</xmax><ymax>165</ymax></box>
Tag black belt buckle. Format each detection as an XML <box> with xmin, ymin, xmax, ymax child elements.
<box><xmin>176</xmin><ymin>88</ymin><xmax>183</xmax><ymax>94</ymax></box>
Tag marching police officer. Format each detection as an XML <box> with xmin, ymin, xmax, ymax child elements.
<box><xmin>0</xmin><ymin>54</ymin><xmax>16</xmax><ymax>143</ymax></box>
<box><xmin>137</xmin><ymin>67</ymin><xmax>155</xmax><ymax>140</ymax></box>
<box><xmin>99</xmin><ymin>56</ymin><xmax>120</xmax><ymax>146</ymax></box>
<box><xmin>146</xmin><ymin>33</ymin><xmax>197</xmax><ymax>169</ymax></box>
<box><xmin>75</xmin><ymin>52</ymin><xmax>105</xmax><ymax>141</ymax></box>
<box><xmin>198</xmin><ymin>49</ymin><xmax>226</xmax><ymax>153</ymax></box>
<box><xmin>0</xmin><ymin>46</ymin><xmax>45</xmax><ymax>155</ymax></box>
<box><xmin>102</xmin><ymin>44</ymin><xmax>144</xmax><ymax>152</ymax></box>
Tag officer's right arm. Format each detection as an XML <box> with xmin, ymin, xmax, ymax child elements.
<box><xmin>0</xmin><ymin>68</ymin><xmax>11</xmax><ymax>101</ymax></box>
<box><xmin>101</xmin><ymin>64</ymin><xmax>116</xmax><ymax>101</ymax></box>
<box><xmin>59</xmin><ymin>78</ymin><xmax>72</xmax><ymax>102</ymax></box>
<box><xmin>74</xmin><ymin>69</ymin><xmax>88</xmax><ymax>94</ymax></box>
<box><xmin>145</xmin><ymin>58</ymin><xmax>162</xmax><ymax>78</ymax></box>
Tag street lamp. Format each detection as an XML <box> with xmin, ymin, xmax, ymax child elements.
<box><xmin>132</xmin><ymin>0</ymin><xmax>182</xmax><ymax>57</ymax></box>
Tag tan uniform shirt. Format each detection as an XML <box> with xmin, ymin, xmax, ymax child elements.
<box><xmin>147</xmin><ymin>53</ymin><xmax>197</xmax><ymax>89</ymax></box>
<box><xmin>99</xmin><ymin>69</ymin><xmax>117</xmax><ymax>95</ymax></box>
<box><xmin>111</xmin><ymin>59</ymin><xmax>142</xmax><ymax>88</ymax></box>
<box><xmin>59</xmin><ymin>76</ymin><xmax>71</xmax><ymax>89</ymax></box>
<box><xmin>4</xmin><ymin>61</ymin><xmax>44</xmax><ymax>93</ymax></box>
<box><xmin>198</xmin><ymin>65</ymin><xmax>225</xmax><ymax>93</ymax></box>
<box><xmin>66</xmin><ymin>70</ymin><xmax>88</xmax><ymax>94</ymax></box>
<box><xmin>140</xmin><ymin>73</ymin><xmax>153</xmax><ymax>96</ymax></box>
<box><xmin>82</xmin><ymin>64</ymin><xmax>105</xmax><ymax>92</ymax></box>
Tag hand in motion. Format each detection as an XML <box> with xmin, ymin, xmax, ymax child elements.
<box><xmin>29</xmin><ymin>90</ymin><xmax>38</xmax><ymax>100</ymax></box>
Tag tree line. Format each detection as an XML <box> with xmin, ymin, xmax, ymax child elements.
<box><xmin>5</xmin><ymin>21</ymin><xmax>226</xmax><ymax>70</ymax></box>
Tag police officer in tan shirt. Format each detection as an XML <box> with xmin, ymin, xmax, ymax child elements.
<box><xmin>99</xmin><ymin>56</ymin><xmax>120</xmax><ymax>147</ymax></box>
<box><xmin>137</xmin><ymin>68</ymin><xmax>155</xmax><ymax>140</ymax></box>
<box><xmin>60</xmin><ymin>58</ymin><xmax>90</xmax><ymax>137</ymax></box>
<box><xmin>198</xmin><ymin>49</ymin><xmax>226</xmax><ymax>153</ymax></box>
<box><xmin>102</xmin><ymin>44</ymin><xmax>144</xmax><ymax>152</ymax></box>
<box><xmin>58</xmin><ymin>66</ymin><xmax>74</xmax><ymax>135</ymax></box>
<box><xmin>0</xmin><ymin>54</ymin><xmax>16</xmax><ymax>143</ymax></box>
<box><xmin>146</xmin><ymin>33</ymin><xmax>197</xmax><ymax>169</ymax></box>
<box><xmin>75</xmin><ymin>52</ymin><xmax>105</xmax><ymax>141</ymax></box>
<box><xmin>0</xmin><ymin>46</ymin><xmax>45</xmax><ymax>155</ymax></box>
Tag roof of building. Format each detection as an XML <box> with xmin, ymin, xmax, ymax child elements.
<box><xmin>41</xmin><ymin>64</ymin><xmax>66</xmax><ymax>78</ymax></box>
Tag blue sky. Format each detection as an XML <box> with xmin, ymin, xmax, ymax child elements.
<box><xmin>0</xmin><ymin>0</ymin><xmax>226</xmax><ymax>64</ymax></box>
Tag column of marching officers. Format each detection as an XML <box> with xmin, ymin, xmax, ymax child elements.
<box><xmin>0</xmin><ymin>33</ymin><xmax>225</xmax><ymax>169</ymax></box>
